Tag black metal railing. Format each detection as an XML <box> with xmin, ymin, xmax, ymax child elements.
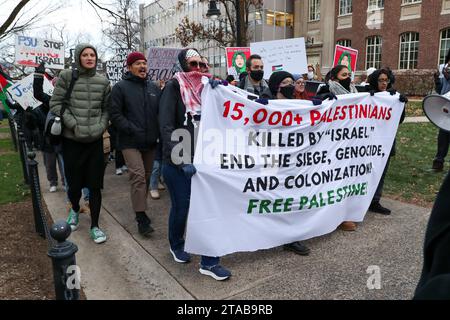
<box><xmin>14</xmin><ymin>117</ymin><xmax>80</xmax><ymax>300</ymax></box>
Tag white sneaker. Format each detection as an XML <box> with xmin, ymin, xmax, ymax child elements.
<box><xmin>121</xmin><ymin>165</ymin><xmax>128</xmax><ymax>172</ymax></box>
<box><xmin>116</xmin><ymin>168</ymin><xmax>123</xmax><ymax>175</ymax></box>
<box><xmin>150</xmin><ymin>190</ymin><xmax>160</xmax><ymax>199</ymax></box>
<box><xmin>49</xmin><ymin>186</ymin><xmax>57</xmax><ymax>193</ymax></box>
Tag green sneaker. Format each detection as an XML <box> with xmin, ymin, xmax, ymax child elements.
<box><xmin>90</xmin><ymin>227</ymin><xmax>107</xmax><ymax>244</ymax></box>
<box><xmin>67</xmin><ymin>208</ymin><xmax>79</xmax><ymax>231</ymax></box>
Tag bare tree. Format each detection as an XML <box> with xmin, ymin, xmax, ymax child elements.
<box><xmin>175</xmin><ymin>0</ymin><xmax>263</xmax><ymax>48</ymax></box>
<box><xmin>0</xmin><ymin>0</ymin><xmax>63</xmax><ymax>41</ymax></box>
<box><xmin>87</xmin><ymin>0</ymin><xmax>140</xmax><ymax>51</ymax></box>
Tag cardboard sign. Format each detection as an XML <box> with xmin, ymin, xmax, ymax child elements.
<box><xmin>250</xmin><ymin>38</ymin><xmax>308</xmax><ymax>79</ymax></box>
<box><xmin>7</xmin><ymin>74</ymin><xmax>53</xmax><ymax>110</ymax></box>
<box><xmin>15</xmin><ymin>36</ymin><xmax>65</xmax><ymax>70</ymax></box>
<box><xmin>226</xmin><ymin>47</ymin><xmax>251</xmax><ymax>78</ymax></box>
<box><xmin>147</xmin><ymin>47</ymin><xmax>182</xmax><ymax>81</ymax></box>
<box><xmin>333</xmin><ymin>45</ymin><xmax>358</xmax><ymax>74</ymax></box>
<box><xmin>106</xmin><ymin>48</ymin><xmax>131</xmax><ymax>86</ymax></box>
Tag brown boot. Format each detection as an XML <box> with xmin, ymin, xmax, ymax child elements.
<box><xmin>79</xmin><ymin>201</ymin><xmax>90</xmax><ymax>215</ymax></box>
<box><xmin>339</xmin><ymin>221</ymin><xmax>357</xmax><ymax>231</ymax></box>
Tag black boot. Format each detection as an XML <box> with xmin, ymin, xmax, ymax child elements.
<box><xmin>432</xmin><ymin>160</ymin><xmax>444</xmax><ymax>172</ymax></box>
<box><xmin>283</xmin><ymin>241</ymin><xmax>310</xmax><ymax>256</ymax></box>
<box><xmin>369</xmin><ymin>202</ymin><xmax>391</xmax><ymax>215</ymax></box>
<box><xmin>136</xmin><ymin>212</ymin><xmax>154</xmax><ymax>236</ymax></box>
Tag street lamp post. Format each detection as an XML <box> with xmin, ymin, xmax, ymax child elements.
<box><xmin>207</xmin><ymin>0</ymin><xmax>243</xmax><ymax>47</ymax></box>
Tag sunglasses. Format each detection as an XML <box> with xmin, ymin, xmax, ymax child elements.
<box><xmin>189</xmin><ymin>61</ymin><xmax>207</xmax><ymax>68</ymax></box>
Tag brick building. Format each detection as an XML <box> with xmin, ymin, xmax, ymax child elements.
<box><xmin>334</xmin><ymin>0</ymin><xmax>450</xmax><ymax>72</ymax></box>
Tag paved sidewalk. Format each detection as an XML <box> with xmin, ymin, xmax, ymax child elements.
<box><xmin>403</xmin><ymin>116</ymin><xmax>429</xmax><ymax>123</ymax></box>
<box><xmin>40</xmin><ymin>158</ymin><xmax>431</xmax><ymax>300</ymax></box>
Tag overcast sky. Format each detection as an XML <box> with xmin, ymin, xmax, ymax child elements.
<box><xmin>1</xmin><ymin>0</ymin><xmax>148</xmax><ymax>58</ymax></box>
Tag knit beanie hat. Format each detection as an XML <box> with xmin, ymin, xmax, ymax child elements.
<box><xmin>268</xmin><ymin>71</ymin><xmax>295</xmax><ymax>96</ymax></box>
<box><xmin>127</xmin><ymin>52</ymin><xmax>147</xmax><ymax>66</ymax></box>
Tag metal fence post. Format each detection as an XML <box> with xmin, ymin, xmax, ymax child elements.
<box><xmin>48</xmin><ymin>221</ymin><xmax>80</xmax><ymax>300</ymax></box>
<box><xmin>7</xmin><ymin>113</ymin><xmax>18</xmax><ymax>152</ymax></box>
<box><xmin>27</xmin><ymin>152</ymin><xmax>46</xmax><ymax>238</ymax></box>
<box><xmin>18</xmin><ymin>131</ymin><xmax>29</xmax><ymax>185</ymax></box>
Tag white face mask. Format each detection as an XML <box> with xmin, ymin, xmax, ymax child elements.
<box><xmin>308</xmin><ymin>71</ymin><xmax>314</xmax><ymax>80</ymax></box>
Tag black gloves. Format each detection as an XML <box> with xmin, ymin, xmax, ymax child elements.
<box><xmin>388</xmin><ymin>88</ymin><xmax>397</xmax><ymax>96</ymax></box>
<box><xmin>399</xmin><ymin>94</ymin><xmax>408</xmax><ymax>103</ymax></box>
<box><xmin>35</xmin><ymin>62</ymin><xmax>45</xmax><ymax>75</ymax></box>
<box><xmin>311</xmin><ymin>98</ymin><xmax>322</xmax><ymax>106</ymax></box>
<box><xmin>320</xmin><ymin>93</ymin><xmax>338</xmax><ymax>101</ymax></box>
<box><xmin>369</xmin><ymin>90</ymin><xmax>376</xmax><ymax>96</ymax></box>
<box><xmin>209</xmin><ymin>79</ymin><xmax>229</xmax><ymax>89</ymax></box>
<box><xmin>254</xmin><ymin>98</ymin><xmax>269</xmax><ymax>105</ymax></box>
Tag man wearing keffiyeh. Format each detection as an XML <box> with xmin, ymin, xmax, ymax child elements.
<box><xmin>159</xmin><ymin>48</ymin><xmax>232</xmax><ymax>281</ymax></box>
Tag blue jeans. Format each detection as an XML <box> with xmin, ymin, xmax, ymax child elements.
<box><xmin>150</xmin><ymin>159</ymin><xmax>161</xmax><ymax>191</ymax></box>
<box><xmin>162</xmin><ymin>163</ymin><xmax>219</xmax><ymax>267</ymax></box>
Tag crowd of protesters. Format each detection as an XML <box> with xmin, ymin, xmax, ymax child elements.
<box><xmin>7</xmin><ymin>42</ymin><xmax>449</xmax><ymax>284</ymax></box>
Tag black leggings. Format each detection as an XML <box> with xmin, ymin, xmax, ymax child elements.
<box><xmin>68</xmin><ymin>188</ymin><xmax>102</xmax><ymax>229</ymax></box>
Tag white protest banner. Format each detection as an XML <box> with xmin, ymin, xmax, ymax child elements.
<box><xmin>147</xmin><ymin>47</ymin><xmax>182</xmax><ymax>81</ymax></box>
<box><xmin>7</xmin><ymin>74</ymin><xmax>54</xmax><ymax>110</ymax></box>
<box><xmin>15</xmin><ymin>36</ymin><xmax>65</xmax><ymax>70</ymax></box>
<box><xmin>184</xmin><ymin>84</ymin><xmax>404</xmax><ymax>257</ymax></box>
<box><xmin>250</xmin><ymin>38</ymin><xmax>308</xmax><ymax>79</ymax></box>
<box><xmin>106</xmin><ymin>48</ymin><xmax>131</xmax><ymax>86</ymax></box>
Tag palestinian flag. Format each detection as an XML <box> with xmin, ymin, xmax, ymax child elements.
<box><xmin>0</xmin><ymin>69</ymin><xmax>12</xmax><ymax>114</ymax></box>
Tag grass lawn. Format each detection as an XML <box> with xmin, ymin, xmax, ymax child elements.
<box><xmin>384</xmin><ymin>122</ymin><xmax>445</xmax><ymax>207</ymax></box>
<box><xmin>405</xmin><ymin>100</ymin><xmax>424</xmax><ymax>117</ymax></box>
<box><xmin>0</xmin><ymin>136</ymin><xmax>29</xmax><ymax>205</ymax></box>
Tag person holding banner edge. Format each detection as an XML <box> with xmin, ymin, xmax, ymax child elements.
<box><xmin>367</xmin><ymin>68</ymin><xmax>407</xmax><ymax>215</ymax></box>
<box><xmin>159</xmin><ymin>48</ymin><xmax>231</xmax><ymax>281</ymax></box>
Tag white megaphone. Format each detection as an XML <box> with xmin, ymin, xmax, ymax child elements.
<box><xmin>423</xmin><ymin>91</ymin><xmax>450</xmax><ymax>132</ymax></box>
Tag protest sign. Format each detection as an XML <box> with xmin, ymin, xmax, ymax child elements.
<box><xmin>15</xmin><ymin>36</ymin><xmax>65</xmax><ymax>70</ymax></box>
<box><xmin>147</xmin><ymin>47</ymin><xmax>182</xmax><ymax>81</ymax></box>
<box><xmin>226</xmin><ymin>47</ymin><xmax>251</xmax><ymax>78</ymax></box>
<box><xmin>250</xmin><ymin>38</ymin><xmax>308</xmax><ymax>79</ymax></box>
<box><xmin>184</xmin><ymin>84</ymin><xmax>404</xmax><ymax>257</ymax></box>
<box><xmin>106</xmin><ymin>48</ymin><xmax>131</xmax><ymax>86</ymax></box>
<box><xmin>7</xmin><ymin>74</ymin><xmax>53</xmax><ymax>110</ymax></box>
<box><xmin>333</xmin><ymin>45</ymin><xmax>358</xmax><ymax>74</ymax></box>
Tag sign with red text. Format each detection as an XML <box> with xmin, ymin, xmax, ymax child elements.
<box><xmin>333</xmin><ymin>45</ymin><xmax>358</xmax><ymax>74</ymax></box>
<box><xmin>185</xmin><ymin>84</ymin><xmax>404</xmax><ymax>257</ymax></box>
<box><xmin>15</xmin><ymin>36</ymin><xmax>65</xmax><ymax>70</ymax></box>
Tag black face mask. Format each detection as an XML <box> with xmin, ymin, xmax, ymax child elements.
<box><xmin>279</xmin><ymin>85</ymin><xmax>295</xmax><ymax>99</ymax></box>
<box><xmin>339</xmin><ymin>77</ymin><xmax>352</xmax><ymax>91</ymax></box>
<box><xmin>250</xmin><ymin>70</ymin><xmax>264</xmax><ymax>82</ymax></box>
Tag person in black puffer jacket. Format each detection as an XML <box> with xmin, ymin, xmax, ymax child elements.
<box><xmin>109</xmin><ymin>51</ymin><xmax>160</xmax><ymax>237</ymax></box>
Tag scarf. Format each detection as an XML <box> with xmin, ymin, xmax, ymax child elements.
<box><xmin>244</xmin><ymin>76</ymin><xmax>269</xmax><ymax>97</ymax></box>
<box><xmin>328</xmin><ymin>79</ymin><xmax>358</xmax><ymax>95</ymax></box>
<box><xmin>174</xmin><ymin>71</ymin><xmax>211</xmax><ymax>123</ymax></box>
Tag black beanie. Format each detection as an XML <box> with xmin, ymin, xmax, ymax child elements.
<box><xmin>268</xmin><ymin>71</ymin><xmax>294</xmax><ymax>96</ymax></box>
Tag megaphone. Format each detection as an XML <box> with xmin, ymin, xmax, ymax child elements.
<box><xmin>423</xmin><ymin>92</ymin><xmax>450</xmax><ymax>131</ymax></box>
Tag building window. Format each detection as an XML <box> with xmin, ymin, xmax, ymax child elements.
<box><xmin>339</xmin><ymin>0</ymin><xmax>352</xmax><ymax>15</ymax></box>
<box><xmin>399</xmin><ymin>32</ymin><xmax>419</xmax><ymax>69</ymax></box>
<box><xmin>366</xmin><ymin>36</ymin><xmax>382</xmax><ymax>69</ymax></box>
<box><xmin>265</xmin><ymin>10</ymin><xmax>294</xmax><ymax>27</ymax></box>
<box><xmin>440</xmin><ymin>28</ymin><xmax>450</xmax><ymax>64</ymax></box>
<box><xmin>337</xmin><ymin>39</ymin><xmax>352</xmax><ymax>47</ymax></box>
<box><xmin>402</xmin><ymin>0</ymin><xmax>421</xmax><ymax>4</ymax></box>
<box><xmin>309</xmin><ymin>0</ymin><xmax>320</xmax><ymax>21</ymax></box>
<box><xmin>368</xmin><ymin>0</ymin><xmax>384</xmax><ymax>10</ymax></box>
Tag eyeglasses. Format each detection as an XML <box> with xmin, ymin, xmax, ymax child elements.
<box><xmin>295</xmin><ymin>81</ymin><xmax>306</xmax><ymax>86</ymax></box>
<box><xmin>378</xmin><ymin>79</ymin><xmax>391</xmax><ymax>84</ymax></box>
<box><xmin>189</xmin><ymin>61</ymin><xmax>207</xmax><ymax>68</ymax></box>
